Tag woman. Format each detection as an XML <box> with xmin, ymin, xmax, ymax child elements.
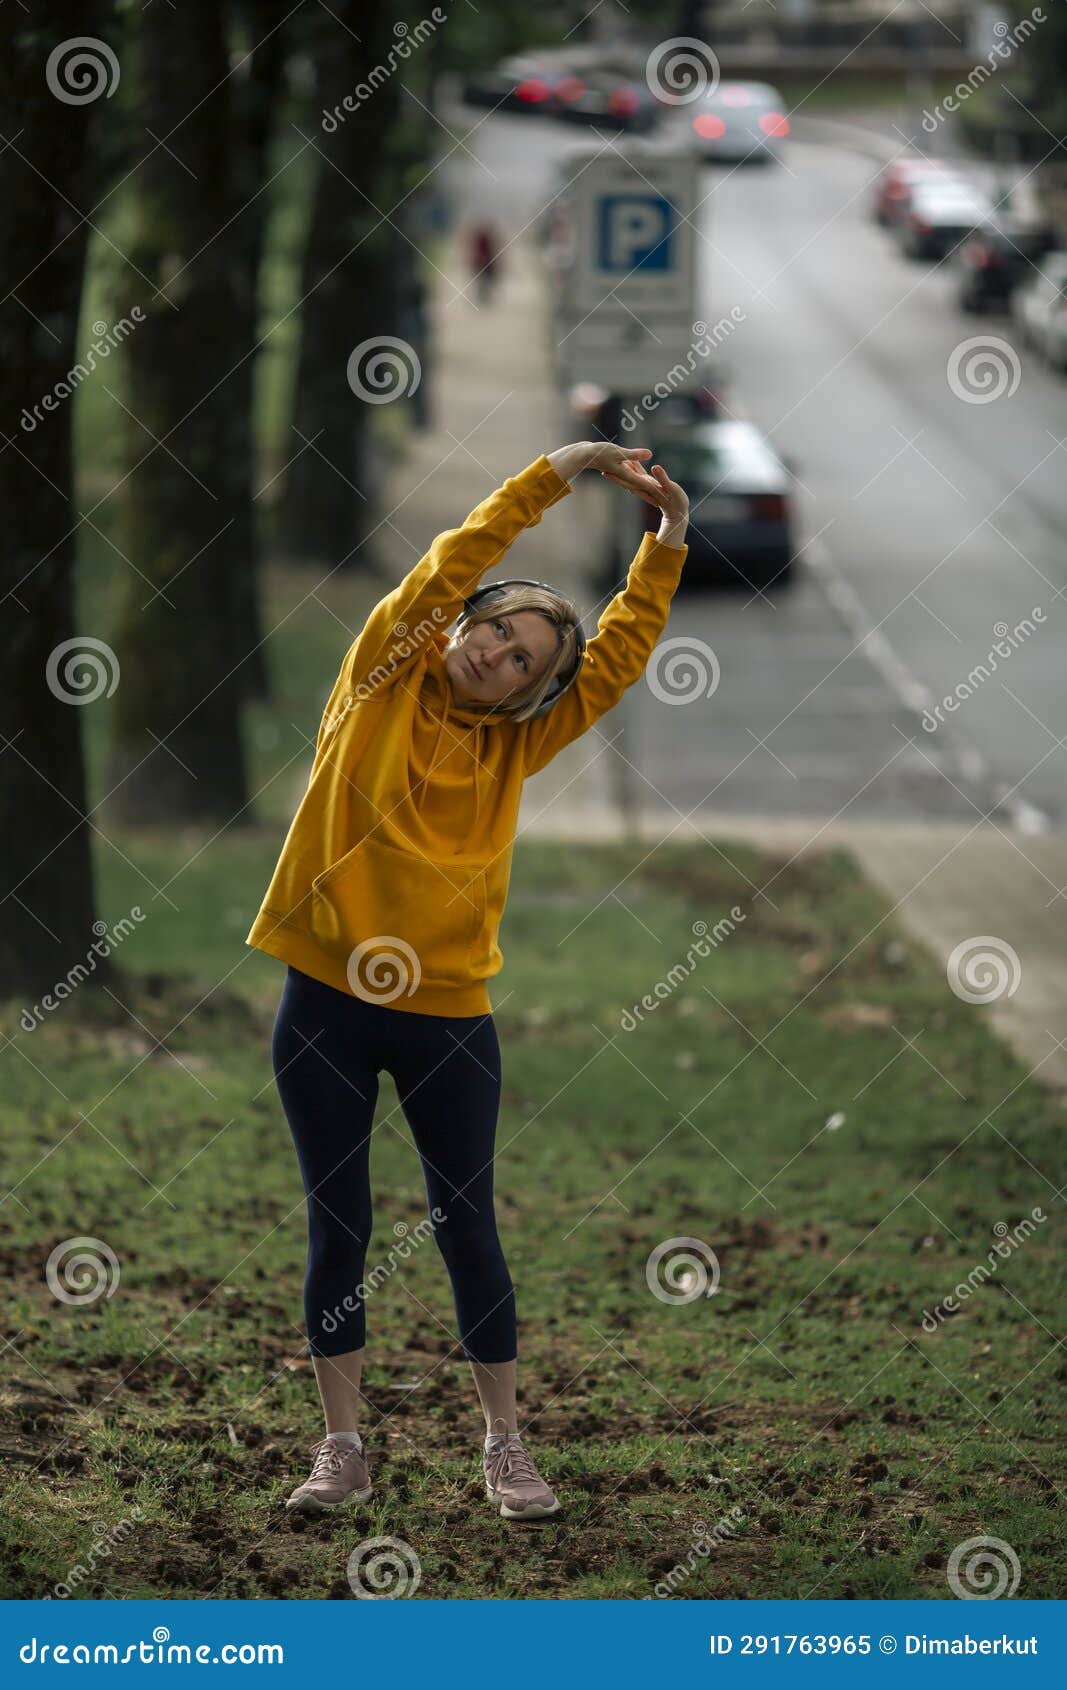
<box><xmin>247</xmin><ymin>440</ymin><xmax>689</xmax><ymax>1521</ymax></box>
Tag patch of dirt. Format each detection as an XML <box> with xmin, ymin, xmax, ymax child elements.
<box><xmin>634</xmin><ymin>850</ymin><xmax>841</xmax><ymax>908</ymax></box>
<box><xmin>818</xmin><ymin>1003</ymin><xmax>897</xmax><ymax>1031</ymax></box>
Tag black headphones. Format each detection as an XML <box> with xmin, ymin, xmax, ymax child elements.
<box><xmin>457</xmin><ymin>577</ymin><xmax>587</xmax><ymax>721</ymax></box>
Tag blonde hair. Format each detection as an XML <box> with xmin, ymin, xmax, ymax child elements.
<box><xmin>454</xmin><ymin>581</ymin><xmax>582</xmax><ymax>724</ymax></box>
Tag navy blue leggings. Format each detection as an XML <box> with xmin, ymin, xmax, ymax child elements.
<box><xmin>270</xmin><ymin>965</ymin><xmax>517</xmax><ymax>1363</ymax></box>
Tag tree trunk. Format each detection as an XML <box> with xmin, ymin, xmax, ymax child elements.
<box><xmin>226</xmin><ymin>0</ymin><xmax>292</xmax><ymax>703</ymax></box>
<box><xmin>1031</xmin><ymin>6</ymin><xmax>1067</xmax><ymax>124</ymax></box>
<box><xmin>280</xmin><ymin>0</ymin><xmax>405</xmax><ymax>567</ymax></box>
<box><xmin>105</xmin><ymin>1</ymin><xmax>250</xmax><ymax>825</ymax></box>
<box><xmin>0</xmin><ymin>3</ymin><xmax>115</xmax><ymax>1002</ymax></box>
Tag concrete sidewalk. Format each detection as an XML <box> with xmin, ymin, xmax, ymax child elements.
<box><xmin>377</xmin><ymin>230</ymin><xmax>1067</xmax><ymax>1098</ymax></box>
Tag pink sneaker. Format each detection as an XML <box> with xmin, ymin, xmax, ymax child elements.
<box><xmin>483</xmin><ymin>1432</ymin><xmax>560</xmax><ymax>1520</ymax></box>
<box><xmin>285</xmin><ymin>1435</ymin><xmax>372</xmax><ymax>1514</ymax></box>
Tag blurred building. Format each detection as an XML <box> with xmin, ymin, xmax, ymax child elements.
<box><xmin>708</xmin><ymin>0</ymin><xmax>984</xmax><ymax>30</ymax></box>
<box><xmin>626</xmin><ymin>1</ymin><xmax>991</xmax><ymax>76</ymax></box>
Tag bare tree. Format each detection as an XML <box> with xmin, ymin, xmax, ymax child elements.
<box><xmin>225</xmin><ymin>0</ymin><xmax>294</xmax><ymax>701</ymax></box>
<box><xmin>280</xmin><ymin>0</ymin><xmax>406</xmax><ymax>566</ymax></box>
<box><xmin>0</xmin><ymin>3</ymin><xmax>116</xmax><ymax>1001</ymax></box>
<box><xmin>105</xmin><ymin>0</ymin><xmax>250</xmax><ymax>824</ymax></box>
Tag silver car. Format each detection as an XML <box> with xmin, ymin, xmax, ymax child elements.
<box><xmin>686</xmin><ymin>81</ymin><xmax>790</xmax><ymax>166</ymax></box>
<box><xmin>894</xmin><ymin>178</ymin><xmax>996</xmax><ymax>261</ymax></box>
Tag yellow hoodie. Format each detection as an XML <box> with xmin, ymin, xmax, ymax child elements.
<box><xmin>246</xmin><ymin>453</ymin><xmax>688</xmax><ymax>1015</ymax></box>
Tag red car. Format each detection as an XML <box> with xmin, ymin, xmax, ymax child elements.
<box><xmin>872</xmin><ymin>157</ymin><xmax>955</xmax><ymax>227</ymax></box>
<box><xmin>551</xmin><ymin>67</ymin><xmax>660</xmax><ymax>133</ymax></box>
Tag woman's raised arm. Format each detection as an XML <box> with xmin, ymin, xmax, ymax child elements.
<box><xmin>518</xmin><ymin>454</ymin><xmax>689</xmax><ymax>776</ymax></box>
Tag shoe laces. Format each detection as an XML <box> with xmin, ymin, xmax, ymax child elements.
<box><xmin>307</xmin><ymin>1436</ymin><xmax>352</xmax><ymax>1480</ymax></box>
<box><xmin>492</xmin><ymin>1436</ymin><xmax>540</xmax><ymax>1485</ymax></box>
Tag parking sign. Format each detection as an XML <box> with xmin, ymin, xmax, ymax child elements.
<box><xmin>547</xmin><ymin>142</ymin><xmax>700</xmax><ymax>389</ymax></box>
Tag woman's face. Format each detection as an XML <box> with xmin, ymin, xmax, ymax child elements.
<box><xmin>444</xmin><ymin>609</ymin><xmax>561</xmax><ymax>706</ymax></box>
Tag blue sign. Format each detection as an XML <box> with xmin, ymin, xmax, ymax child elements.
<box><xmin>597</xmin><ymin>193</ymin><xmax>676</xmax><ymax>273</ymax></box>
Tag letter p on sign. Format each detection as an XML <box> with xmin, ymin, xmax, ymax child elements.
<box><xmin>597</xmin><ymin>194</ymin><xmax>675</xmax><ymax>272</ymax></box>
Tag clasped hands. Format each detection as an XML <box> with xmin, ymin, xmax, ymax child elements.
<box><xmin>548</xmin><ymin>440</ymin><xmax>689</xmax><ymax>546</ymax></box>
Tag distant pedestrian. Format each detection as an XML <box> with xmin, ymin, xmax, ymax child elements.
<box><xmin>468</xmin><ymin>220</ymin><xmax>502</xmax><ymax>305</ymax></box>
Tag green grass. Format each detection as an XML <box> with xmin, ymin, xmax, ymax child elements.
<box><xmin>776</xmin><ymin>75</ymin><xmax>913</xmax><ymax>117</ymax></box>
<box><xmin>1</xmin><ymin>818</ymin><xmax>1062</xmax><ymax>1599</ymax></box>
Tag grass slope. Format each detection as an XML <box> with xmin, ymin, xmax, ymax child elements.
<box><xmin>1</xmin><ymin>835</ymin><xmax>1062</xmax><ymax>1600</ymax></box>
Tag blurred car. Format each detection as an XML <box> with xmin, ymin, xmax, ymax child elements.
<box><xmin>637</xmin><ymin>420</ymin><xmax>796</xmax><ymax>589</ymax></box>
<box><xmin>894</xmin><ymin>178</ymin><xmax>996</xmax><ymax>260</ymax></box>
<box><xmin>686</xmin><ymin>82</ymin><xmax>790</xmax><ymax>165</ymax></box>
<box><xmin>1012</xmin><ymin>252</ymin><xmax>1067</xmax><ymax>370</ymax></box>
<box><xmin>872</xmin><ymin>156</ymin><xmax>956</xmax><ymax>227</ymax></box>
<box><xmin>955</xmin><ymin>218</ymin><xmax>1063</xmax><ymax>312</ymax></box>
<box><xmin>553</xmin><ymin>67</ymin><xmax>660</xmax><ymax>132</ymax></box>
<box><xmin>569</xmin><ymin>383</ymin><xmax>729</xmax><ymax>438</ymax></box>
<box><xmin>634</xmin><ymin>386</ymin><xmax>728</xmax><ymax>426</ymax></box>
<box><xmin>462</xmin><ymin>55</ymin><xmax>575</xmax><ymax>114</ymax></box>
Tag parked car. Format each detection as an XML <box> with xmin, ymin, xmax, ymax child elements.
<box><xmin>568</xmin><ymin>385</ymin><xmax>730</xmax><ymax>456</ymax></box>
<box><xmin>1012</xmin><ymin>252</ymin><xmax>1067</xmax><ymax>370</ymax></box>
<box><xmin>635</xmin><ymin>420</ymin><xmax>796</xmax><ymax>589</ymax></box>
<box><xmin>955</xmin><ymin>218</ymin><xmax>1063</xmax><ymax>312</ymax></box>
<box><xmin>634</xmin><ymin>386</ymin><xmax>729</xmax><ymax>427</ymax></box>
<box><xmin>872</xmin><ymin>156</ymin><xmax>956</xmax><ymax>227</ymax></box>
<box><xmin>462</xmin><ymin>55</ymin><xmax>575</xmax><ymax>114</ymax></box>
<box><xmin>895</xmin><ymin>178</ymin><xmax>996</xmax><ymax>260</ymax></box>
<box><xmin>686</xmin><ymin>81</ymin><xmax>790</xmax><ymax>165</ymax></box>
<box><xmin>553</xmin><ymin>67</ymin><xmax>660</xmax><ymax>132</ymax></box>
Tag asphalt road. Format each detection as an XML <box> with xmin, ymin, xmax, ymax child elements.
<box><xmin>442</xmin><ymin>94</ymin><xmax>1065</xmax><ymax>827</ymax></box>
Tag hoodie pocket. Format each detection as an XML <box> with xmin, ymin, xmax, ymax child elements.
<box><xmin>310</xmin><ymin>834</ymin><xmax>486</xmax><ymax>991</ymax></box>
